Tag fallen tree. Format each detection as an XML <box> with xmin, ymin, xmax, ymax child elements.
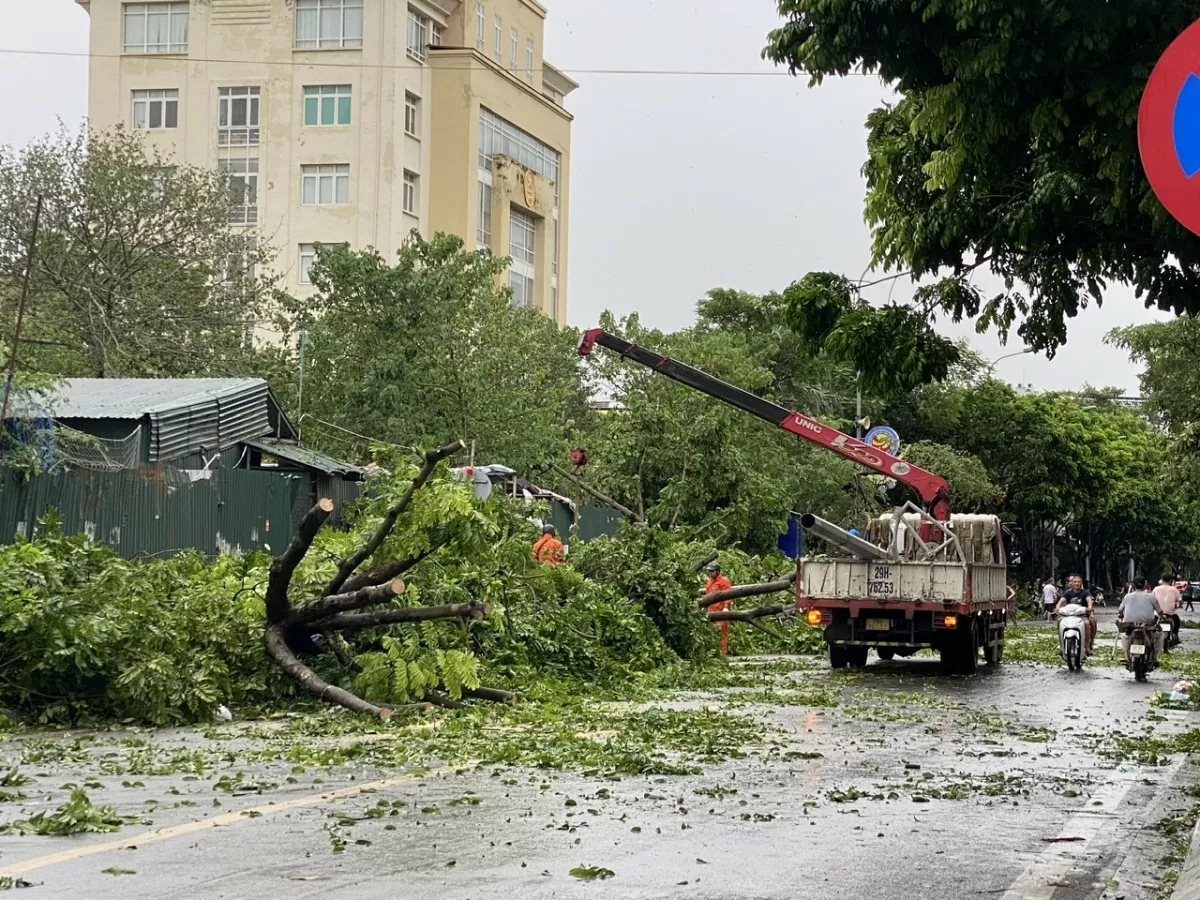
<box><xmin>262</xmin><ymin>440</ymin><xmax>499</xmax><ymax>720</ymax></box>
<box><xmin>697</xmin><ymin>571</ymin><xmax>797</xmax><ymax>610</ymax></box>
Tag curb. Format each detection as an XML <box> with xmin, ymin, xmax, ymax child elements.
<box><xmin>1173</xmin><ymin>810</ymin><xmax>1200</xmax><ymax>900</ymax></box>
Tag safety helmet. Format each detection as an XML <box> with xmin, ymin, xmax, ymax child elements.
<box><xmin>542</xmin><ymin>524</ymin><xmax>556</xmax><ymax>535</ymax></box>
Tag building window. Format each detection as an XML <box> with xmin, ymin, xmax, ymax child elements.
<box><xmin>219</xmin><ymin>158</ymin><xmax>258</xmax><ymax>225</ymax></box>
<box><xmin>407</xmin><ymin>8</ymin><xmax>434</xmax><ymax>61</ymax></box>
<box><xmin>123</xmin><ymin>2</ymin><xmax>189</xmax><ymax>54</ymax></box>
<box><xmin>509</xmin><ymin>208</ymin><xmax>536</xmax><ymax>308</ymax></box>
<box><xmin>301</xmin><ymin>164</ymin><xmax>350</xmax><ymax>205</ymax></box>
<box><xmin>477</xmin><ymin>180</ymin><xmax>492</xmax><ymax>247</ymax></box>
<box><xmin>403</xmin><ymin>171</ymin><xmax>418</xmax><ymax>215</ymax></box>
<box><xmin>552</xmin><ymin>214</ymin><xmax>559</xmax><ymax>277</ymax></box>
<box><xmin>404</xmin><ymin>93</ymin><xmax>420</xmax><ymax>137</ymax></box>
<box><xmin>295</xmin><ymin>0</ymin><xmax>363</xmax><ymax>49</ymax></box>
<box><xmin>218</xmin><ymin>86</ymin><xmax>259</xmax><ymax>146</ymax></box>
<box><xmin>493</xmin><ymin>15</ymin><xmax>502</xmax><ymax>63</ymax></box>
<box><xmin>132</xmin><ymin>89</ymin><xmax>179</xmax><ymax>129</ymax></box>
<box><xmin>298</xmin><ymin>243</ymin><xmax>316</xmax><ymax>284</ymax></box>
<box><xmin>432</xmin><ymin>24</ymin><xmax>443</xmax><ymax>46</ymax></box>
<box><xmin>510</xmin><ymin>27</ymin><xmax>518</xmax><ymax>72</ymax></box>
<box><xmin>475</xmin><ymin>3</ymin><xmax>485</xmax><ymax>53</ymax></box>
<box><xmin>303</xmin><ymin>85</ymin><xmax>351</xmax><ymax>125</ymax></box>
<box><xmin>479</xmin><ymin>107</ymin><xmax>561</xmax><ymax>198</ymax></box>
<box><xmin>526</xmin><ymin>38</ymin><xmax>534</xmax><ymax>84</ymax></box>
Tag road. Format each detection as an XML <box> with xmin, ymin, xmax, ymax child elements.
<box><xmin>2</xmin><ymin>610</ymin><xmax>1198</xmax><ymax>900</ymax></box>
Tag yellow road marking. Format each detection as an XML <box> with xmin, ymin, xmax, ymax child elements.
<box><xmin>1</xmin><ymin>766</ymin><xmax>458</xmax><ymax>877</ymax></box>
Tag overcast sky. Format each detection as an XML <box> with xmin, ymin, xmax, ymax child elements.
<box><xmin>3</xmin><ymin>0</ymin><xmax>1171</xmax><ymax>394</ymax></box>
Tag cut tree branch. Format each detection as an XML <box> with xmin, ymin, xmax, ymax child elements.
<box><xmin>263</xmin><ymin>623</ymin><xmax>390</xmax><ymax>720</ymax></box>
<box><xmin>707</xmin><ymin>604</ymin><xmax>793</xmax><ymax>623</ymax></box>
<box><xmin>323</xmin><ymin>441</ymin><xmax>464</xmax><ymax>597</ymax></box>
<box><xmin>314</xmin><ymin>602</ymin><xmax>490</xmax><ymax>633</ymax></box>
<box><xmin>462</xmin><ymin>686</ymin><xmax>516</xmax><ymax>704</ymax></box>
<box><xmin>338</xmin><ymin>545</ymin><xmax>439</xmax><ymax>595</ymax></box>
<box><xmin>548</xmin><ymin>463</ymin><xmax>642</xmax><ymax>522</ymax></box>
<box><xmin>266</xmin><ymin>498</ymin><xmax>333</xmax><ymax>623</ymax></box>
<box><xmin>691</xmin><ymin>551</ymin><xmax>719</xmax><ymax>573</ymax></box>
<box><xmin>293</xmin><ymin>578</ymin><xmax>406</xmax><ymax>624</ymax></box>
<box><xmin>697</xmin><ymin>572</ymin><xmax>797</xmax><ymax>610</ymax></box>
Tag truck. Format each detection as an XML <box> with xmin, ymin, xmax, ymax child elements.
<box><xmin>577</xmin><ymin>327</ymin><xmax>1014</xmax><ymax>675</ymax></box>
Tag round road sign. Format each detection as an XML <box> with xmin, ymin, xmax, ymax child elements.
<box><xmin>1139</xmin><ymin>19</ymin><xmax>1200</xmax><ymax>236</ymax></box>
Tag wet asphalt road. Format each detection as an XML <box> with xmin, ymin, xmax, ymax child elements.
<box><xmin>3</xmin><ymin>611</ymin><xmax>1200</xmax><ymax>900</ymax></box>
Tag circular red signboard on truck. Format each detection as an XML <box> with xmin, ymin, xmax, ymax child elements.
<box><xmin>1140</xmin><ymin>19</ymin><xmax>1200</xmax><ymax>236</ymax></box>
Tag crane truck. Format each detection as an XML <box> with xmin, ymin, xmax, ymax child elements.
<box><xmin>577</xmin><ymin>327</ymin><xmax>1014</xmax><ymax>675</ymax></box>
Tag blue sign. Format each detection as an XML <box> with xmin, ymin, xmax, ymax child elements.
<box><xmin>864</xmin><ymin>425</ymin><xmax>900</xmax><ymax>457</ymax></box>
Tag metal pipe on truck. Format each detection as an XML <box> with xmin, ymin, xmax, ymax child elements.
<box><xmin>800</xmin><ymin>513</ymin><xmax>891</xmax><ymax>561</ymax></box>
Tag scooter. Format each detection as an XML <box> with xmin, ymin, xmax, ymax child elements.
<box><xmin>1057</xmin><ymin>602</ymin><xmax>1089</xmax><ymax>672</ymax></box>
<box><xmin>1125</xmin><ymin>620</ymin><xmax>1164</xmax><ymax>682</ymax></box>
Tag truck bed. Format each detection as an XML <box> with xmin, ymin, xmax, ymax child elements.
<box><xmin>798</xmin><ymin>558</ymin><xmax>1010</xmax><ymax>615</ymax></box>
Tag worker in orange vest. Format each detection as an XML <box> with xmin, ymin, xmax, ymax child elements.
<box><xmin>705</xmin><ymin>561</ymin><xmax>734</xmax><ymax>656</ymax></box>
<box><xmin>532</xmin><ymin>524</ymin><xmax>565</xmax><ymax>566</ymax></box>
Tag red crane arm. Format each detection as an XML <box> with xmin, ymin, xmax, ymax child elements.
<box><xmin>578</xmin><ymin>327</ymin><xmax>951</xmax><ymax>521</ymax></box>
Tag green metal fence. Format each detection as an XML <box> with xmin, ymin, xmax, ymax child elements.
<box><xmin>0</xmin><ymin>467</ymin><xmax>308</xmax><ymax>558</ymax></box>
<box><xmin>549</xmin><ymin>502</ymin><xmax>626</xmax><ymax>544</ymax></box>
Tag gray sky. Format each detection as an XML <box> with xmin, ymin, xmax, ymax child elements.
<box><xmin>4</xmin><ymin>0</ymin><xmax>1170</xmax><ymax>395</ymax></box>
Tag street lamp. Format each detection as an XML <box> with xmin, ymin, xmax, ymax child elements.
<box><xmin>988</xmin><ymin>348</ymin><xmax>1035</xmax><ymax>368</ymax></box>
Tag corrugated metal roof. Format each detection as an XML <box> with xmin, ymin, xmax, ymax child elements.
<box><xmin>244</xmin><ymin>439</ymin><xmax>367</xmax><ymax>478</ymax></box>
<box><xmin>30</xmin><ymin>378</ymin><xmax>270</xmax><ymax>421</ymax></box>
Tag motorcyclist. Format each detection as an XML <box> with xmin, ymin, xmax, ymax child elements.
<box><xmin>1154</xmin><ymin>574</ymin><xmax>1182</xmax><ymax>649</ymax></box>
<box><xmin>1056</xmin><ymin>574</ymin><xmax>1095</xmax><ymax>654</ymax></box>
<box><xmin>1117</xmin><ymin>576</ymin><xmax>1164</xmax><ymax>667</ymax></box>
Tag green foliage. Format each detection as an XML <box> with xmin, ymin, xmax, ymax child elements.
<box><xmin>0</xmin><ymin>520</ymin><xmax>285</xmax><ymax>725</ymax></box>
<box><xmin>0</xmin><ymin>461</ymin><xmax>791</xmax><ymax>724</ymax></box>
<box><xmin>782</xmin><ymin>274</ymin><xmax>962</xmax><ymax>399</ymax></box>
<box><xmin>289</xmin><ymin>234</ymin><xmax>589</xmax><ymax>474</ymax></box>
<box><xmin>0</xmin><ymin>125</ymin><xmax>282</xmax><ymax>378</ymax></box>
<box><xmin>0</xmin><ymin>789</ymin><xmax>121</xmax><ymax>836</ymax></box>
<box><xmin>580</xmin><ymin>307</ymin><xmax>863</xmax><ymax>550</ymax></box>
<box><xmin>764</xmin><ymin>0</ymin><xmax>1200</xmax><ymax>352</ymax></box>
<box><xmin>902</xmin><ymin>442</ymin><xmax>1000</xmax><ymax>509</ymax></box>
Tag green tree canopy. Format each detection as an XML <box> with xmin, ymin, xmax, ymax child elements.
<box><xmin>765</xmin><ymin>0</ymin><xmax>1200</xmax><ymax>353</ymax></box>
<box><xmin>0</xmin><ymin>125</ymin><xmax>280</xmax><ymax>378</ymax></box>
<box><xmin>292</xmin><ymin>234</ymin><xmax>589</xmax><ymax>473</ymax></box>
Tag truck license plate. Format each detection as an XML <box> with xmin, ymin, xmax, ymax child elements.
<box><xmin>1130</xmin><ymin>644</ymin><xmax>1146</xmax><ymax>655</ymax></box>
<box><xmin>866</xmin><ymin>618</ymin><xmax>891</xmax><ymax>631</ymax></box>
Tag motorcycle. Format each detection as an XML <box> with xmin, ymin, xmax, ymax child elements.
<box><xmin>1125</xmin><ymin>620</ymin><xmax>1165</xmax><ymax>682</ymax></box>
<box><xmin>1057</xmin><ymin>602</ymin><xmax>1089</xmax><ymax>672</ymax></box>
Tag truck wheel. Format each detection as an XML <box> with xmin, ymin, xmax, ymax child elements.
<box><xmin>847</xmin><ymin>646</ymin><xmax>869</xmax><ymax>668</ymax></box>
<box><xmin>877</xmin><ymin>648</ymin><xmax>896</xmax><ymax>661</ymax></box>
<box><xmin>984</xmin><ymin>626</ymin><xmax>1005</xmax><ymax>666</ymax></box>
<box><xmin>829</xmin><ymin>645</ymin><xmax>849</xmax><ymax>670</ymax></box>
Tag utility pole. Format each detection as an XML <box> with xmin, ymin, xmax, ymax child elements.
<box><xmin>855</xmin><ymin>372</ymin><xmax>863</xmax><ymax>439</ymax></box>
<box><xmin>0</xmin><ymin>196</ymin><xmax>44</xmax><ymax>426</ymax></box>
<box><xmin>296</xmin><ymin>330</ymin><xmax>308</xmax><ymax>442</ymax></box>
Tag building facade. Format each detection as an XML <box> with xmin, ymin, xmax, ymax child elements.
<box><xmin>77</xmin><ymin>0</ymin><xmax>576</xmax><ymax>324</ymax></box>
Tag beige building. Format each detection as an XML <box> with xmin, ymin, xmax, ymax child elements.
<box><xmin>76</xmin><ymin>0</ymin><xmax>576</xmax><ymax>323</ymax></box>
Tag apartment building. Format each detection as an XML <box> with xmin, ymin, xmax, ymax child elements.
<box><xmin>77</xmin><ymin>0</ymin><xmax>576</xmax><ymax>324</ymax></box>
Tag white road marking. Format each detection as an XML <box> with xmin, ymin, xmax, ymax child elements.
<box><xmin>1001</xmin><ymin>757</ymin><xmax>1184</xmax><ymax>900</ymax></box>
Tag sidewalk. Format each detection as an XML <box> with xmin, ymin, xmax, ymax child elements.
<box><xmin>1174</xmin><ymin>814</ymin><xmax>1200</xmax><ymax>900</ymax></box>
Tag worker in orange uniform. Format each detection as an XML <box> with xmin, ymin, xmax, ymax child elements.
<box><xmin>705</xmin><ymin>561</ymin><xmax>734</xmax><ymax>656</ymax></box>
<box><xmin>532</xmin><ymin>524</ymin><xmax>565</xmax><ymax>566</ymax></box>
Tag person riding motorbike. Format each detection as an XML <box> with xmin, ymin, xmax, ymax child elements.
<box><xmin>1117</xmin><ymin>576</ymin><xmax>1165</xmax><ymax>667</ymax></box>
<box><xmin>1154</xmin><ymin>574</ymin><xmax>1182</xmax><ymax>649</ymax></box>
<box><xmin>1056</xmin><ymin>574</ymin><xmax>1095</xmax><ymax>654</ymax></box>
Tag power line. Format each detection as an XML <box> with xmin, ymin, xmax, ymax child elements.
<box><xmin>0</xmin><ymin>46</ymin><xmax>834</xmax><ymax>78</ymax></box>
